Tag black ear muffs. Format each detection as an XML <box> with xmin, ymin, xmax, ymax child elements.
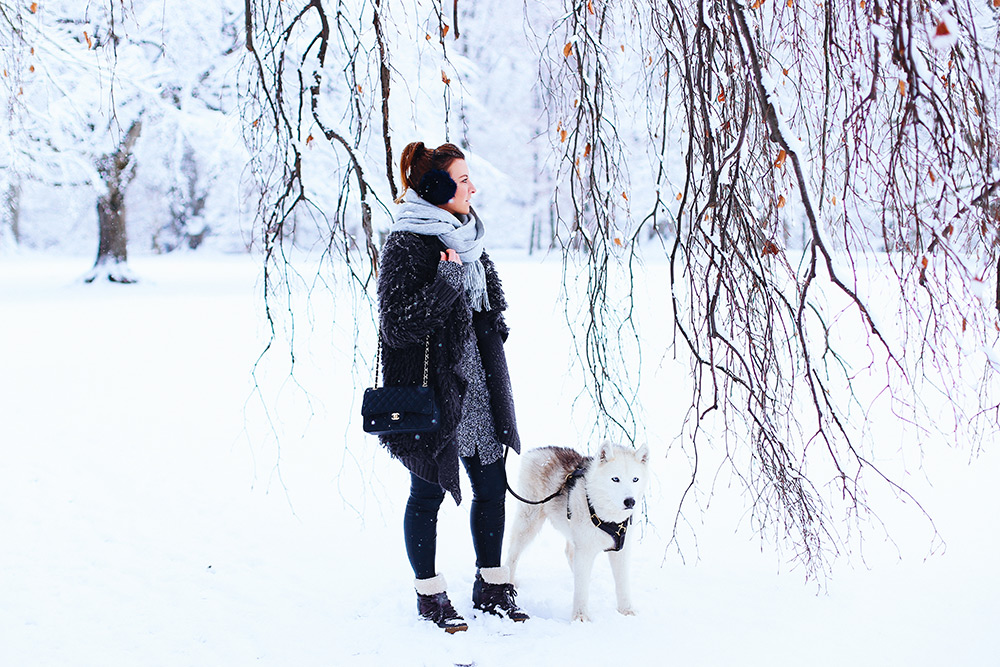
<box><xmin>417</xmin><ymin>169</ymin><xmax>457</xmax><ymax>205</ymax></box>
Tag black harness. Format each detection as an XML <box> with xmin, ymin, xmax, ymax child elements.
<box><xmin>564</xmin><ymin>464</ymin><xmax>631</xmax><ymax>552</ymax></box>
<box><xmin>585</xmin><ymin>497</ymin><xmax>631</xmax><ymax>552</ymax></box>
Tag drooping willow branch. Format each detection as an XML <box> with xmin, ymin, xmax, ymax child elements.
<box><xmin>626</xmin><ymin>0</ymin><xmax>1000</xmax><ymax>575</ymax></box>
<box><xmin>244</xmin><ymin>0</ymin><xmax>380</xmax><ymax>287</ymax></box>
<box><xmin>372</xmin><ymin>0</ymin><xmax>397</xmax><ymax>202</ymax></box>
<box><xmin>538</xmin><ymin>0</ymin><xmax>643</xmax><ymax>445</ymax></box>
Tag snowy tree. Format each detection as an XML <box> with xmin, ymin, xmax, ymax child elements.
<box><xmin>87</xmin><ymin>118</ymin><xmax>142</xmax><ymax>283</ymax></box>
<box><xmin>0</xmin><ymin>0</ymin><xmax>246</xmax><ymax>270</ymax></box>
<box><xmin>244</xmin><ymin>0</ymin><xmax>1000</xmax><ymax>574</ymax></box>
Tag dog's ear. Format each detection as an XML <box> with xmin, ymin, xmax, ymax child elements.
<box><xmin>636</xmin><ymin>443</ymin><xmax>650</xmax><ymax>465</ymax></box>
<box><xmin>598</xmin><ymin>440</ymin><xmax>615</xmax><ymax>463</ymax></box>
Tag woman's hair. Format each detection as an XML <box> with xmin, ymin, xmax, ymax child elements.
<box><xmin>397</xmin><ymin>142</ymin><xmax>465</xmax><ymax>203</ymax></box>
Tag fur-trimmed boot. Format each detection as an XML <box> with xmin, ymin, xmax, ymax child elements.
<box><xmin>415</xmin><ymin>574</ymin><xmax>468</xmax><ymax>633</ymax></box>
<box><xmin>472</xmin><ymin>566</ymin><xmax>529</xmax><ymax>622</ymax></box>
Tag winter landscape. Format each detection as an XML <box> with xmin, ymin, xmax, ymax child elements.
<box><xmin>2</xmin><ymin>252</ymin><xmax>999</xmax><ymax>666</ymax></box>
<box><xmin>3</xmin><ymin>0</ymin><xmax>1000</xmax><ymax>665</ymax></box>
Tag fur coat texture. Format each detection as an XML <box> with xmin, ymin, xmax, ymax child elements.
<box><xmin>377</xmin><ymin>230</ymin><xmax>520</xmax><ymax>504</ymax></box>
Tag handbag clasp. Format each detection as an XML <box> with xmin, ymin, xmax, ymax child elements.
<box><xmin>391</xmin><ymin>412</ymin><xmax>401</xmax><ymax>421</ymax></box>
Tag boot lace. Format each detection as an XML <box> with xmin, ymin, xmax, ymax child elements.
<box><xmin>437</xmin><ymin>596</ymin><xmax>462</xmax><ymax>622</ymax></box>
<box><xmin>497</xmin><ymin>584</ymin><xmax>518</xmax><ymax>609</ymax></box>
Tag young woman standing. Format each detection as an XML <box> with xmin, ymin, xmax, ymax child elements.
<box><xmin>376</xmin><ymin>142</ymin><xmax>528</xmax><ymax>632</ymax></box>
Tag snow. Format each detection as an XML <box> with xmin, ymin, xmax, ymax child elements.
<box><xmin>984</xmin><ymin>343</ymin><xmax>1000</xmax><ymax>373</ymax></box>
<box><xmin>871</xmin><ymin>24</ymin><xmax>892</xmax><ymax>45</ymax></box>
<box><xmin>930</xmin><ymin>12</ymin><xmax>960</xmax><ymax>52</ymax></box>
<box><xmin>2</xmin><ymin>253</ymin><xmax>999</xmax><ymax>666</ymax></box>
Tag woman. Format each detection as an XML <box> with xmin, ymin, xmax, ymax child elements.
<box><xmin>377</xmin><ymin>141</ymin><xmax>528</xmax><ymax>632</ymax></box>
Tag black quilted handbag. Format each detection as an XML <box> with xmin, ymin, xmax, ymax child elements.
<box><xmin>361</xmin><ymin>334</ymin><xmax>441</xmax><ymax>436</ymax></box>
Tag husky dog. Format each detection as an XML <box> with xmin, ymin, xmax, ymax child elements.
<box><xmin>505</xmin><ymin>442</ymin><xmax>650</xmax><ymax>622</ymax></box>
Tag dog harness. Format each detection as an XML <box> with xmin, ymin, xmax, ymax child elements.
<box><xmin>585</xmin><ymin>498</ymin><xmax>631</xmax><ymax>552</ymax></box>
<box><xmin>564</xmin><ymin>463</ymin><xmax>631</xmax><ymax>552</ymax></box>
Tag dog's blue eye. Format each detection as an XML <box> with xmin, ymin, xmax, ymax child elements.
<box><xmin>612</xmin><ymin>477</ymin><xmax>619</xmax><ymax>483</ymax></box>
<box><xmin>633</xmin><ymin>477</ymin><xmax>639</xmax><ymax>483</ymax></box>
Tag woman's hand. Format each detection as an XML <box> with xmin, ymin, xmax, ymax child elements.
<box><xmin>440</xmin><ymin>249</ymin><xmax>463</xmax><ymax>265</ymax></box>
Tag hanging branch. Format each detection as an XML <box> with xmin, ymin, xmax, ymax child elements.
<box><xmin>538</xmin><ymin>0</ymin><xmax>643</xmax><ymax>444</ymax></box>
<box><xmin>243</xmin><ymin>0</ymin><xmax>380</xmax><ymax>294</ymax></box>
<box><xmin>638</xmin><ymin>0</ymin><xmax>998</xmax><ymax>575</ymax></box>
<box><xmin>372</xmin><ymin>0</ymin><xmax>397</xmax><ymax>202</ymax></box>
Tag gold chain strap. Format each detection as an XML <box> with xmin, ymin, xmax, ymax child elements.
<box><xmin>422</xmin><ymin>334</ymin><xmax>430</xmax><ymax>387</ymax></box>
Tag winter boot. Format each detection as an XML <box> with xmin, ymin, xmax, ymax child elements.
<box><xmin>415</xmin><ymin>574</ymin><xmax>468</xmax><ymax>633</ymax></box>
<box><xmin>472</xmin><ymin>566</ymin><xmax>529</xmax><ymax>622</ymax></box>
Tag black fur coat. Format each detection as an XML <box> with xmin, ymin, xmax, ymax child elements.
<box><xmin>377</xmin><ymin>231</ymin><xmax>520</xmax><ymax>504</ymax></box>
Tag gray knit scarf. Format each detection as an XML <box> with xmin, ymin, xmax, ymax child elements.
<box><xmin>392</xmin><ymin>189</ymin><xmax>490</xmax><ymax>311</ymax></box>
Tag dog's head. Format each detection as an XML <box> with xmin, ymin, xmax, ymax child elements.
<box><xmin>587</xmin><ymin>441</ymin><xmax>650</xmax><ymax>522</ymax></box>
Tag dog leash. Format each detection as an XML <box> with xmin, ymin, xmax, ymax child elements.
<box><xmin>502</xmin><ymin>446</ymin><xmax>588</xmax><ymax>505</ymax></box>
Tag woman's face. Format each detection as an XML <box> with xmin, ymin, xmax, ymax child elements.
<box><xmin>439</xmin><ymin>159</ymin><xmax>476</xmax><ymax>216</ymax></box>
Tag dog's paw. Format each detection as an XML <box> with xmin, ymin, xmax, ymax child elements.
<box><xmin>618</xmin><ymin>605</ymin><xmax>637</xmax><ymax>617</ymax></box>
<box><xmin>571</xmin><ymin>609</ymin><xmax>591</xmax><ymax>623</ymax></box>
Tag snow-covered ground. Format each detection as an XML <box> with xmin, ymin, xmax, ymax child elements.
<box><xmin>1</xmin><ymin>253</ymin><xmax>998</xmax><ymax>666</ymax></box>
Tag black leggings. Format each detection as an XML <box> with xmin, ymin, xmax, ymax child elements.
<box><xmin>404</xmin><ymin>457</ymin><xmax>507</xmax><ymax>580</ymax></box>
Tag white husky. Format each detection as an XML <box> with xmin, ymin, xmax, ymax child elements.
<box><xmin>505</xmin><ymin>442</ymin><xmax>650</xmax><ymax>622</ymax></box>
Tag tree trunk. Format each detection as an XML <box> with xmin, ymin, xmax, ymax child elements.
<box><xmin>85</xmin><ymin>120</ymin><xmax>142</xmax><ymax>284</ymax></box>
<box><xmin>3</xmin><ymin>181</ymin><xmax>20</xmax><ymax>246</ymax></box>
